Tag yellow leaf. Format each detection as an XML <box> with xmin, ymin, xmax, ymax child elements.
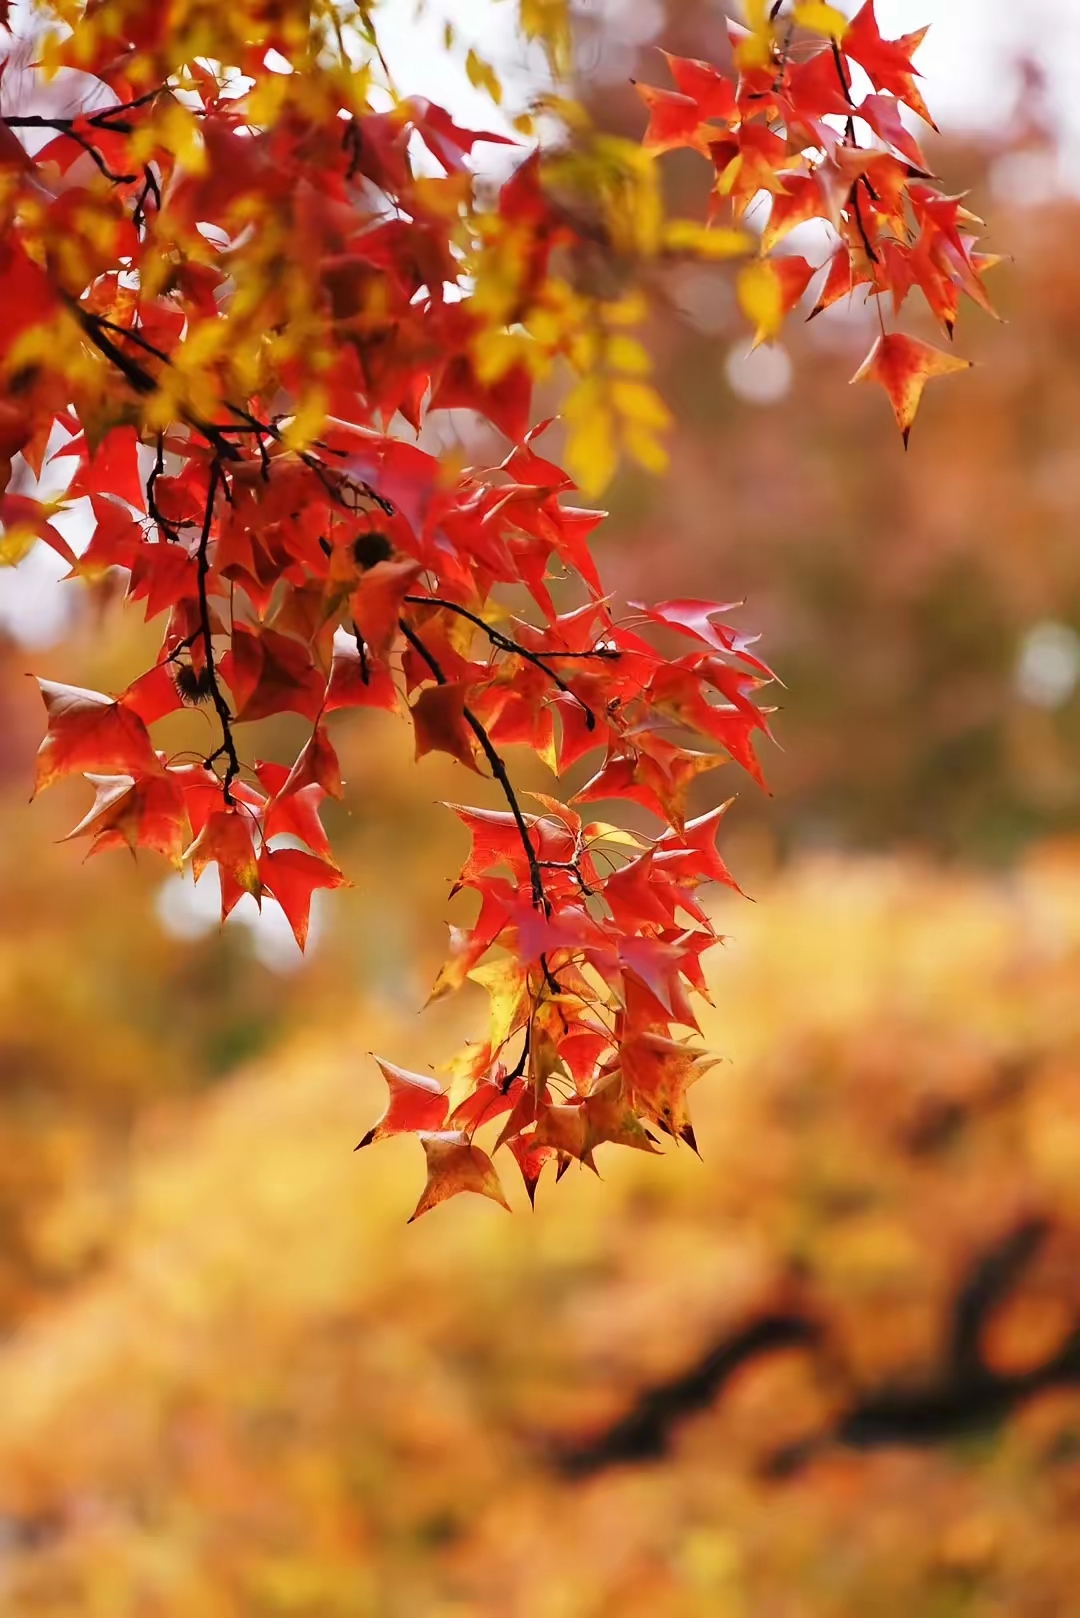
<box><xmin>606</xmin><ymin>334</ymin><xmax>651</xmax><ymax>375</ymax></box>
<box><xmin>0</xmin><ymin>524</ymin><xmax>37</xmax><ymax>567</ymax></box>
<box><xmin>565</xmin><ymin>415</ymin><xmax>617</xmax><ymax>498</ymax></box>
<box><xmin>714</xmin><ymin>151</ymin><xmax>744</xmax><ymax>198</ymax></box>
<box><xmin>738</xmin><ymin>254</ymin><xmax>816</xmax><ymax>346</ymax></box>
<box><xmin>132</xmin><ymin>100</ymin><xmax>207</xmax><ymax>175</ymax></box>
<box><xmin>244</xmin><ymin>72</ymin><xmax>290</xmax><ymax>126</ymax></box>
<box><xmin>465</xmin><ymin>48</ymin><xmax>503</xmax><ymax>105</ymax></box>
<box><xmin>737</xmin><ymin>0</ymin><xmax>774</xmax><ymax>69</ymax></box>
<box><xmin>281</xmin><ymin>389</ymin><xmax>328</xmax><ymax>452</ymax></box>
<box><xmin>600</xmin><ymin>291</ymin><xmax>649</xmax><ymax>327</ymax></box>
<box><xmin>563</xmin><ymin>378</ymin><xmax>617</xmax><ymax>497</ymax></box>
<box><xmin>624</xmin><ymin>424</ymin><xmax>669</xmax><ymax>477</ymax></box>
<box><xmin>467</xmin><ymin>957</ymin><xmax>529</xmax><ymax>1052</ymax></box>
<box><xmin>793</xmin><ymin>1</ymin><xmax>849</xmax><ymax>38</ymax></box>
<box><xmin>738</xmin><ymin>260</ymin><xmax>784</xmax><ymax>345</ymax></box>
<box><xmin>474</xmin><ymin>327</ymin><xmax>532</xmax><ymax>386</ymax></box>
<box><xmin>175</xmin><ymin>319</ymin><xmax>228</xmax><ymax>374</ymax></box>
<box><xmin>583</xmin><ymin>821</ymin><xmax>648</xmax><ymax>848</ymax></box>
<box><xmin>610</xmin><ymin>379</ymin><xmax>671</xmax><ymax>432</ymax></box>
<box><xmin>520</xmin><ymin>0</ymin><xmax>572</xmax><ymax>76</ymax></box>
<box><xmin>664</xmin><ymin>219</ymin><xmax>751</xmax><ymax>259</ymax></box>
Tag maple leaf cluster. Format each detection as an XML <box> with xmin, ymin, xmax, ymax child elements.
<box><xmin>638</xmin><ymin>0</ymin><xmax>994</xmax><ymax>441</ymax></box>
<box><xmin>0</xmin><ymin>0</ymin><xmax>960</xmax><ymax>1217</ymax></box>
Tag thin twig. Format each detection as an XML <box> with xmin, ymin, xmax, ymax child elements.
<box><xmin>831</xmin><ymin>39</ymin><xmax>854</xmax><ymax>108</ymax></box>
<box><xmin>399</xmin><ymin>617</ymin><xmax>549</xmax><ymax>914</ymax></box>
<box><xmin>502</xmin><ymin>1022</ymin><xmax>532</xmax><ymax>1090</ymax></box>
<box><xmin>850</xmin><ymin>182</ymin><xmax>879</xmax><ymax>265</ymax></box>
<box><xmin>70</xmin><ymin>306</ymin><xmax>241</xmax><ymax>460</ymax></box>
<box><xmin>132</xmin><ymin>164</ymin><xmax>161</xmax><ymax>233</ymax></box>
<box><xmin>403</xmin><ymin>594</ymin><xmax>597</xmax><ymax>728</ymax></box>
<box><xmin>146</xmin><ymin>432</ymin><xmax>185</xmax><ymax>543</ymax></box>
<box><xmin>194</xmin><ymin>460</ymin><xmax>241</xmax><ymax>799</ymax></box>
<box><xmin>350</xmin><ymin>621</ymin><xmax>371</xmax><ymax>685</ymax></box>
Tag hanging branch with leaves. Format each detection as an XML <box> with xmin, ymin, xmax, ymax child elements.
<box><xmin>1</xmin><ymin>0</ymin><xmax>984</xmax><ymax>1215</ymax></box>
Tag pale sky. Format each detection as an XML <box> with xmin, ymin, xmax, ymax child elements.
<box><xmin>875</xmin><ymin>0</ymin><xmax>1080</xmax><ymax>153</ymax></box>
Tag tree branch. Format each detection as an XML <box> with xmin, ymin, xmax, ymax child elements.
<box><xmin>830</xmin><ymin>41</ymin><xmax>879</xmax><ymax>267</ymax></box>
<box><xmin>403</xmin><ymin>594</ymin><xmax>597</xmax><ymax>728</ymax></box>
<box><xmin>69</xmin><ymin>306</ymin><xmax>241</xmax><ymax>462</ymax></box>
<box><xmin>194</xmin><ymin>460</ymin><xmax>241</xmax><ymax>800</ymax></box>
<box><xmin>556</xmin><ymin>1314</ymin><xmax>819</xmax><ymax>1475</ymax></box>
<box><xmin>555</xmin><ymin>1220</ymin><xmax>1080</xmax><ymax>1480</ymax></box>
<box><xmin>398</xmin><ymin>616</ymin><xmax>549</xmax><ymax>914</ymax></box>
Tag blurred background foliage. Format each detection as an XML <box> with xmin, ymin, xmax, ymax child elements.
<box><xmin>2</xmin><ymin>2</ymin><xmax>1080</xmax><ymax>1613</ymax></box>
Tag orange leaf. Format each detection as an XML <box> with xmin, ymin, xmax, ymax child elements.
<box><xmin>0</xmin><ymin>494</ymin><xmax>77</xmax><ymax>566</ymax></box>
<box><xmin>858</xmin><ymin>92</ymin><xmax>928</xmax><ymax>169</ymax></box>
<box><xmin>120</xmin><ymin>662</ymin><xmax>185</xmax><ymax>726</ymax></box>
<box><xmin>33</xmin><ymin>680</ymin><xmax>164</xmax><ymax>797</ymax></box>
<box><xmin>532</xmin><ymin>1100</ymin><xmax>596</xmax><ymax>1168</ymax></box>
<box><xmin>660</xmin><ymin>53</ymin><xmax>736</xmax><ymax>123</ymax></box>
<box><xmin>357</xmin><ymin>1057</ymin><xmax>449</xmax><ymax>1148</ymax></box>
<box><xmin>621</xmin><ymin>1031</ymin><xmax>717</xmax><ymax>1149</ymax></box>
<box><xmin>843</xmin><ymin>2</ymin><xmax>935</xmax><ymax>128</ymax></box>
<box><xmin>505</xmin><ymin>1132</ymin><xmax>555</xmax><ymax>1207</ymax></box>
<box><xmin>63</xmin><ymin>771</ymin><xmax>188</xmax><ymax>867</ymax></box>
<box><xmin>583</xmin><ymin>1074</ymin><xmax>660</xmax><ymax>1155</ymax></box>
<box><xmin>407</xmin><ymin>1132</ymin><xmax>510</xmax><ymax>1221</ymax></box>
<box><xmin>349</xmin><ymin>558</ymin><xmax>423</xmax><ymax>659</ymax></box>
<box><xmin>258</xmin><ymin>845</ymin><xmax>348</xmax><ymax>948</ymax></box>
<box><xmin>324</xmin><ymin>638</ymin><xmax>399</xmax><ymax>713</ymax></box>
<box><xmin>760</xmin><ymin>175</ymin><xmax>824</xmax><ymax>253</ymax></box>
<box><xmin>228</xmin><ymin>627</ymin><xmax>327</xmax><ymax>724</ymax></box>
<box><xmin>255</xmin><ymin>761</ymin><xmax>334</xmax><ymax>859</ymax></box>
<box><xmin>412</xmin><ymin>682</ymin><xmax>480</xmax><ymax>771</ymax></box>
<box><xmin>851</xmin><ymin>332</ymin><xmax>972</xmax><ymax>444</ymax></box>
<box><xmin>279</xmin><ymin>724</ymin><xmax>344</xmax><ymax>801</ymax></box>
<box><xmin>634</xmin><ymin>83</ymin><xmax>710</xmax><ymax>155</ymax></box>
<box><xmin>71</xmin><ymin>425</ymin><xmax>147</xmax><ymax>511</ymax></box>
<box><xmin>186</xmin><ymin>808</ymin><xmax>262</xmax><ymax>920</ymax></box>
<box><xmin>429</xmin><ymin>355</ymin><xmax>532</xmax><ymax>443</ymax></box>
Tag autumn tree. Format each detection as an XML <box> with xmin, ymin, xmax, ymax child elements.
<box><xmin>2</xmin><ymin>0</ymin><xmax>993</xmax><ymax>1214</ymax></box>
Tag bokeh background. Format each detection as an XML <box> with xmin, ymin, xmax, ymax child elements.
<box><xmin>2</xmin><ymin>1</ymin><xmax>1080</xmax><ymax>1612</ymax></box>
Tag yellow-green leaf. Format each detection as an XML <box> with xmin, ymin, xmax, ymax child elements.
<box><xmin>664</xmin><ymin>219</ymin><xmax>751</xmax><ymax>259</ymax></box>
<box><xmin>794</xmin><ymin>1</ymin><xmax>849</xmax><ymax>39</ymax></box>
<box><xmin>465</xmin><ymin>48</ymin><xmax>503</xmax><ymax>105</ymax></box>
